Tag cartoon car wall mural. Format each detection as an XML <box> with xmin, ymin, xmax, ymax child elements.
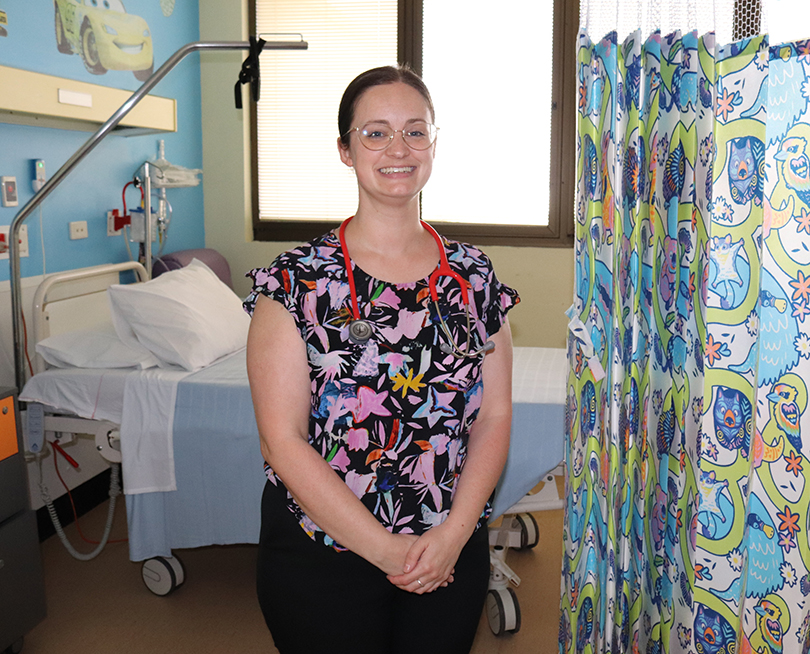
<box><xmin>54</xmin><ymin>0</ymin><xmax>154</xmax><ymax>81</ymax></box>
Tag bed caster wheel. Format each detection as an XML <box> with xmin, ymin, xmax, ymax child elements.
<box><xmin>486</xmin><ymin>587</ymin><xmax>521</xmax><ymax>635</ymax></box>
<box><xmin>142</xmin><ymin>555</ymin><xmax>185</xmax><ymax>596</ymax></box>
<box><xmin>516</xmin><ymin>512</ymin><xmax>539</xmax><ymax>550</ymax></box>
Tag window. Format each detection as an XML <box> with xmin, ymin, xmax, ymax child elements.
<box><xmin>251</xmin><ymin>0</ymin><xmax>577</xmax><ymax>246</ymax></box>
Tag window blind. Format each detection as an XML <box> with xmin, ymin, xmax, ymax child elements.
<box><xmin>421</xmin><ymin>2</ymin><xmax>554</xmax><ymax>227</ymax></box>
<box><xmin>255</xmin><ymin>0</ymin><xmax>397</xmax><ymax>223</ymax></box>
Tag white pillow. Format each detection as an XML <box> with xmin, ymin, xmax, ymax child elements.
<box><xmin>36</xmin><ymin>324</ymin><xmax>160</xmax><ymax>369</ymax></box>
<box><xmin>107</xmin><ymin>258</ymin><xmax>250</xmax><ymax>371</ymax></box>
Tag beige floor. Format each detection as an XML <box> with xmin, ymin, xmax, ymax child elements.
<box><xmin>22</xmin><ymin>480</ymin><xmax>563</xmax><ymax>654</ymax></box>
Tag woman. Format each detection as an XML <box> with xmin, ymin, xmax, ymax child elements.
<box><xmin>244</xmin><ymin>65</ymin><xmax>518</xmax><ymax>654</ymax></box>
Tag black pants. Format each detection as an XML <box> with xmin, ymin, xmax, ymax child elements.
<box><xmin>256</xmin><ymin>481</ymin><xmax>490</xmax><ymax>654</ymax></box>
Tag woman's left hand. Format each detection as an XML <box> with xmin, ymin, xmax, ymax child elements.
<box><xmin>385</xmin><ymin>522</ymin><xmax>468</xmax><ymax>594</ymax></box>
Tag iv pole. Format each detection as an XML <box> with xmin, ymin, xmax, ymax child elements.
<box><xmin>7</xmin><ymin>38</ymin><xmax>307</xmax><ymax>392</ymax></box>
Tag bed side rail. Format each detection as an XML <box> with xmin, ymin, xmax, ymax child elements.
<box><xmin>31</xmin><ymin>261</ymin><xmax>148</xmax><ymax>374</ymax></box>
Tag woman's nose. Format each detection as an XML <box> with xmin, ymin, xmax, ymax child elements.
<box><xmin>386</xmin><ymin>130</ymin><xmax>410</xmax><ymax>156</ymax></box>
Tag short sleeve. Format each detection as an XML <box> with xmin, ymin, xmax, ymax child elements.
<box><xmin>483</xmin><ymin>268</ymin><xmax>520</xmax><ymax>338</ymax></box>
<box><xmin>243</xmin><ymin>255</ymin><xmax>305</xmax><ymax>330</ymax></box>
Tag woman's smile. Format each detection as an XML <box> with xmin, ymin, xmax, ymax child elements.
<box><xmin>379</xmin><ymin>166</ymin><xmax>416</xmax><ymax>175</ymax></box>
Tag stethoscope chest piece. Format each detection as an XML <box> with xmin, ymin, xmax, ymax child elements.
<box><xmin>348</xmin><ymin>319</ymin><xmax>373</xmax><ymax>344</ymax></box>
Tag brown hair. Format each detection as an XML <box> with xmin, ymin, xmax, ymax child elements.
<box><xmin>337</xmin><ymin>65</ymin><xmax>435</xmax><ymax>149</ymax></box>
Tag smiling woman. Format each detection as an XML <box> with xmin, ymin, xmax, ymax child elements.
<box><xmin>246</xmin><ymin>64</ymin><xmax>519</xmax><ymax>654</ymax></box>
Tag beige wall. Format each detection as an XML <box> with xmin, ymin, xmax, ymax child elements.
<box><xmin>198</xmin><ymin>0</ymin><xmax>573</xmax><ymax>349</ymax></box>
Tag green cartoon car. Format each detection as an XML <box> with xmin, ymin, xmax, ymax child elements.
<box><xmin>54</xmin><ymin>0</ymin><xmax>154</xmax><ymax>81</ymax></box>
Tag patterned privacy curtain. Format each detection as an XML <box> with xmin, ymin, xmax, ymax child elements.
<box><xmin>563</xmin><ymin>29</ymin><xmax>810</xmax><ymax>653</ymax></box>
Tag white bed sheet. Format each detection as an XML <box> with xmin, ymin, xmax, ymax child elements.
<box><xmin>20</xmin><ymin>367</ymin><xmax>131</xmax><ymax>424</ymax></box>
<box><xmin>512</xmin><ymin>346</ymin><xmax>567</xmax><ymax>404</ymax></box>
<box><xmin>118</xmin><ymin>368</ymin><xmax>191</xmax><ymax>493</ymax></box>
<box><xmin>21</xmin><ymin>366</ymin><xmax>191</xmax><ymax>495</ymax></box>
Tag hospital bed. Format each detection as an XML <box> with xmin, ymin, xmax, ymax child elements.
<box><xmin>19</xmin><ymin>257</ymin><xmax>566</xmax><ymax>632</ymax></box>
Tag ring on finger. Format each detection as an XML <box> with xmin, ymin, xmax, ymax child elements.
<box><xmin>417</xmin><ymin>579</ymin><xmax>424</xmax><ymax>587</ymax></box>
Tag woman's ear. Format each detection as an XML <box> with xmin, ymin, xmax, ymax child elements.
<box><xmin>338</xmin><ymin>137</ymin><xmax>353</xmax><ymax>168</ymax></box>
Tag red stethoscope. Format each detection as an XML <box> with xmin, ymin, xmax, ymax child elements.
<box><xmin>338</xmin><ymin>216</ymin><xmax>494</xmax><ymax>358</ymax></box>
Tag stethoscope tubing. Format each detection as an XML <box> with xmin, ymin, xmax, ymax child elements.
<box><xmin>338</xmin><ymin>216</ymin><xmax>491</xmax><ymax>358</ymax></box>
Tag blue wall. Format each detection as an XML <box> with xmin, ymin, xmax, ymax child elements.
<box><xmin>0</xmin><ymin>0</ymin><xmax>204</xmax><ymax>282</ymax></box>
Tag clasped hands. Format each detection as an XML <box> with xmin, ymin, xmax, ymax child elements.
<box><xmin>382</xmin><ymin>524</ymin><xmax>465</xmax><ymax>595</ymax></box>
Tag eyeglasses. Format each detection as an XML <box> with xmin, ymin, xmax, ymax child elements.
<box><xmin>346</xmin><ymin>121</ymin><xmax>439</xmax><ymax>151</ymax></box>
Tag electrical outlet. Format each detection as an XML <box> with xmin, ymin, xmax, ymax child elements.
<box><xmin>0</xmin><ymin>224</ymin><xmax>29</xmax><ymax>260</ymax></box>
<box><xmin>107</xmin><ymin>210</ymin><xmax>122</xmax><ymax>236</ymax></box>
<box><xmin>69</xmin><ymin>220</ymin><xmax>88</xmax><ymax>240</ymax></box>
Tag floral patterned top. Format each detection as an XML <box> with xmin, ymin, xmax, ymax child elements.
<box><xmin>243</xmin><ymin>228</ymin><xmax>519</xmax><ymax>549</ymax></box>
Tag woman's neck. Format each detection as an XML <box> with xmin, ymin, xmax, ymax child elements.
<box><xmin>348</xmin><ymin>208</ymin><xmax>424</xmax><ymax>255</ymax></box>
<box><xmin>342</xmin><ymin>209</ymin><xmax>439</xmax><ymax>284</ymax></box>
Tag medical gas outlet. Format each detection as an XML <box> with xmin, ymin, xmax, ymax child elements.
<box><xmin>0</xmin><ymin>225</ymin><xmax>28</xmax><ymax>260</ymax></box>
<box><xmin>108</xmin><ymin>210</ymin><xmax>127</xmax><ymax>236</ymax></box>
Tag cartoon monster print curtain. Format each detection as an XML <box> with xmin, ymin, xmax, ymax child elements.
<box><xmin>564</xmin><ymin>29</ymin><xmax>810</xmax><ymax>653</ymax></box>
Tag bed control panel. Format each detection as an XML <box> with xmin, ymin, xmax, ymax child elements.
<box><xmin>23</xmin><ymin>402</ymin><xmax>44</xmax><ymax>455</ymax></box>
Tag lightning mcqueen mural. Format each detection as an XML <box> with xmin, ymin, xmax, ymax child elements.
<box><xmin>54</xmin><ymin>0</ymin><xmax>153</xmax><ymax>80</ymax></box>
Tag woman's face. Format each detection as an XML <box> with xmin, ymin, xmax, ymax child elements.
<box><xmin>338</xmin><ymin>82</ymin><xmax>435</xmax><ymax>209</ymax></box>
